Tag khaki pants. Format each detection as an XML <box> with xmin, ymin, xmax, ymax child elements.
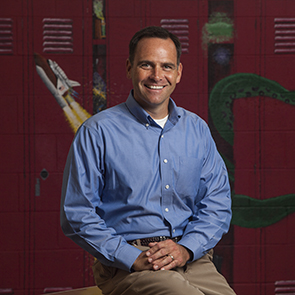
<box><xmin>92</xmin><ymin>249</ymin><xmax>236</xmax><ymax>295</ymax></box>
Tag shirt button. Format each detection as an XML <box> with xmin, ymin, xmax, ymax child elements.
<box><xmin>165</xmin><ymin>208</ymin><xmax>169</xmax><ymax>212</ymax></box>
<box><xmin>163</xmin><ymin>159</ymin><xmax>168</xmax><ymax>163</ymax></box>
<box><xmin>173</xmin><ymin>229</ymin><xmax>176</xmax><ymax>233</ymax></box>
<box><xmin>145</xmin><ymin>123</ymin><xmax>149</xmax><ymax>127</ymax></box>
<box><xmin>165</xmin><ymin>184</ymin><xmax>170</xmax><ymax>189</ymax></box>
<box><xmin>161</xmin><ymin>135</ymin><xmax>164</xmax><ymax>138</ymax></box>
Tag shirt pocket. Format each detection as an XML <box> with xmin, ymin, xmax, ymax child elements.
<box><xmin>175</xmin><ymin>157</ymin><xmax>202</xmax><ymax>200</ymax></box>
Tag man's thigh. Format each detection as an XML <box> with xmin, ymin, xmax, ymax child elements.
<box><xmin>182</xmin><ymin>250</ymin><xmax>236</xmax><ymax>295</ymax></box>
<box><xmin>92</xmin><ymin>251</ymin><xmax>236</xmax><ymax>295</ymax></box>
<box><xmin>93</xmin><ymin>260</ymin><xmax>203</xmax><ymax>295</ymax></box>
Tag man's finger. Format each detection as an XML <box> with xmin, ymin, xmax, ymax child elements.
<box><xmin>147</xmin><ymin>240</ymin><xmax>175</xmax><ymax>261</ymax></box>
<box><xmin>152</xmin><ymin>254</ymin><xmax>173</xmax><ymax>270</ymax></box>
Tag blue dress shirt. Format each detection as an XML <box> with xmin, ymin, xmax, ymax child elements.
<box><xmin>60</xmin><ymin>91</ymin><xmax>232</xmax><ymax>272</ymax></box>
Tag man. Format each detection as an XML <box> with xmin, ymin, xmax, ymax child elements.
<box><xmin>61</xmin><ymin>26</ymin><xmax>236</xmax><ymax>295</ymax></box>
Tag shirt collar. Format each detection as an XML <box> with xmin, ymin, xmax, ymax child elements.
<box><xmin>125</xmin><ymin>90</ymin><xmax>181</xmax><ymax>126</ymax></box>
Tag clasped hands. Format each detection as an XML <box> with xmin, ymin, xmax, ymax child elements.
<box><xmin>132</xmin><ymin>239</ymin><xmax>190</xmax><ymax>272</ymax></box>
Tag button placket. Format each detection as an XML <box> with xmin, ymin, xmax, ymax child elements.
<box><xmin>159</xmin><ymin>131</ymin><xmax>172</xmax><ymax>217</ymax></box>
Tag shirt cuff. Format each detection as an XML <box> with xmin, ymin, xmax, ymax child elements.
<box><xmin>114</xmin><ymin>243</ymin><xmax>142</xmax><ymax>272</ymax></box>
<box><xmin>178</xmin><ymin>236</ymin><xmax>206</xmax><ymax>262</ymax></box>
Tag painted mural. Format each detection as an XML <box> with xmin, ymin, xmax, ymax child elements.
<box><xmin>34</xmin><ymin>53</ymin><xmax>91</xmax><ymax>133</ymax></box>
<box><xmin>209</xmin><ymin>73</ymin><xmax>295</xmax><ymax>228</ymax></box>
<box><xmin>202</xmin><ymin>12</ymin><xmax>234</xmax><ymax>49</ymax></box>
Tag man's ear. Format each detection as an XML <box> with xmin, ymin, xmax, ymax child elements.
<box><xmin>176</xmin><ymin>62</ymin><xmax>183</xmax><ymax>84</ymax></box>
<box><xmin>126</xmin><ymin>59</ymin><xmax>132</xmax><ymax>79</ymax></box>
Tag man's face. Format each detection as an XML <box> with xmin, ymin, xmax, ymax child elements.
<box><xmin>126</xmin><ymin>37</ymin><xmax>182</xmax><ymax>118</ymax></box>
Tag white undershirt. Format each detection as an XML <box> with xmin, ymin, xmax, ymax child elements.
<box><xmin>153</xmin><ymin>115</ymin><xmax>169</xmax><ymax>128</ymax></box>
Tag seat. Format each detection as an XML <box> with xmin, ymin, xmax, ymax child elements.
<box><xmin>44</xmin><ymin>286</ymin><xmax>103</xmax><ymax>295</ymax></box>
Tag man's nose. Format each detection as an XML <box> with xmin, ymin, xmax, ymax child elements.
<box><xmin>150</xmin><ymin>66</ymin><xmax>162</xmax><ymax>81</ymax></box>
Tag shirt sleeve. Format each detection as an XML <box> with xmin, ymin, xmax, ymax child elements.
<box><xmin>178</xmin><ymin>121</ymin><xmax>232</xmax><ymax>261</ymax></box>
<box><xmin>60</xmin><ymin>124</ymin><xmax>141</xmax><ymax>271</ymax></box>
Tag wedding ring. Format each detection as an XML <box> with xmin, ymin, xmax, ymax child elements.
<box><xmin>169</xmin><ymin>254</ymin><xmax>174</xmax><ymax>261</ymax></box>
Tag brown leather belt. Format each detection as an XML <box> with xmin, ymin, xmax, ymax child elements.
<box><xmin>127</xmin><ymin>236</ymin><xmax>182</xmax><ymax>247</ymax></box>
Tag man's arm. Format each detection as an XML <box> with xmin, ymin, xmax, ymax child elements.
<box><xmin>60</xmin><ymin>124</ymin><xmax>141</xmax><ymax>272</ymax></box>
<box><xmin>177</xmin><ymin>123</ymin><xmax>232</xmax><ymax>261</ymax></box>
<box><xmin>134</xmin><ymin>121</ymin><xmax>231</xmax><ymax>271</ymax></box>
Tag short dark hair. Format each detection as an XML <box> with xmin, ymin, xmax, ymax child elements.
<box><xmin>129</xmin><ymin>26</ymin><xmax>182</xmax><ymax>65</ymax></box>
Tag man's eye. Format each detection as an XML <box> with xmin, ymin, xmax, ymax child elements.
<box><xmin>141</xmin><ymin>63</ymin><xmax>150</xmax><ymax>68</ymax></box>
<box><xmin>163</xmin><ymin>65</ymin><xmax>173</xmax><ymax>70</ymax></box>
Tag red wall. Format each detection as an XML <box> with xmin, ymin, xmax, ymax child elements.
<box><xmin>0</xmin><ymin>0</ymin><xmax>295</xmax><ymax>294</ymax></box>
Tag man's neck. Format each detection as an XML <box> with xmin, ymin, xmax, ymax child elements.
<box><xmin>132</xmin><ymin>92</ymin><xmax>170</xmax><ymax>119</ymax></box>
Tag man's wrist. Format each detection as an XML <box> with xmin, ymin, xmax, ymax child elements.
<box><xmin>182</xmin><ymin>246</ymin><xmax>193</xmax><ymax>262</ymax></box>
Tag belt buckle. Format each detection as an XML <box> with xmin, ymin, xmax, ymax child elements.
<box><xmin>129</xmin><ymin>239</ymin><xmax>141</xmax><ymax>246</ymax></box>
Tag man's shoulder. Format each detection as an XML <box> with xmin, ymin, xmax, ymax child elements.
<box><xmin>177</xmin><ymin>105</ymin><xmax>207</xmax><ymax>126</ymax></box>
<box><xmin>83</xmin><ymin>102</ymin><xmax>128</xmax><ymax>128</ymax></box>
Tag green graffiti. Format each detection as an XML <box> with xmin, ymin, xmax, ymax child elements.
<box><xmin>232</xmin><ymin>194</ymin><xmax>295</xmax><ymax>228</ymax></box>
<box><xmin>93</xmin><ymin>0</ymin><xmax>106</xmax><ymax>38</ymax></box>
<box><xmin>93</xmin><ymin>0</ymin><xmax>105</xmax><ymax>20</ymax></box>
<box><xmin>209</xmin><ymin>73</ymin><xmax>295</xmax><ymax>146</ymax></box>
<box><xmin>202</xmin><ymin>12</ymin><xmax>234</xmax><ymax>46</ymax></box>
<box><xmin>209</xmin><ymin>73</ymin><xmax>295</xmax><ymax>228</ymax></box>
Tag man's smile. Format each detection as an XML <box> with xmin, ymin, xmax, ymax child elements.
<box><xmin>145</xmin><ymin>85</ymin><xmax>166</xmax><ymax>90</ymax></box>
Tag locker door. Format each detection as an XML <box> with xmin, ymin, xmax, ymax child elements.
<box><xmin>0</xmin><ymin>1</ymin><xmax>29</xmax><ymax>294</ymax></box>
<box><xmin>30</xmin><ymin>0</ymin><xmax>93</xmax><ymax>293</ymax></box>
<box><xmin>260</xmin><ymin>0</ymin><xmax>295</xmax><ymax>293</ymax></box>
<box><xmin>231</xmin><ymin>1</ymin><xmax>262</xmax><ymax>294</ymax></box>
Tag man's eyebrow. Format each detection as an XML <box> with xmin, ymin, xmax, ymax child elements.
<box><xmin>163</xmin><ymin>62</ymin><xmax>176</xmax><ymax>68</ymax></box>
<box><xmin>137</xmin><ymin>60</ymin><xmax>176</xmax><ymax>68</ymax></box>
<box><xmin>137</xmin><ymin>60</ymin><xmax>153</xmax><ymax>65</ymax></box>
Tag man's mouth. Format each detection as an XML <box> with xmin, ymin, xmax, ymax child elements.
<box><xmin>145</xmin><ymin>85</ymin><xmax>166</xmax><ymax>90</ymax></box>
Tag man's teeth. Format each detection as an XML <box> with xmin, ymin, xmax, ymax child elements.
<box><xmin>147</xmin><ymin>85</ymin><xmax>164</xmax><ymax>89</ymax></box>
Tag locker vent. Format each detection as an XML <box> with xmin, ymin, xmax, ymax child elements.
<box><xmin>0</xmin><ymin>18</ymin><xmax>13</xmax><ymax>55</ymax></box>
<box><xmin>160</xmin><ymin>19</ymin><xmax>189</xmax><ymax>54</ymax></box>
<box><xmin>43</xmin><ymin>18</ymin><xmax>73</xmax><ymax>54</ymax></box>
<box><xmin>275</xmin><ymin>280</ymin><xmax>295</xmax><ymax>294</ymax></box>
<box><xmin>274</xmin><ymin>18</ymin><xmax>295</xmax><ymax>54</ymax></box>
